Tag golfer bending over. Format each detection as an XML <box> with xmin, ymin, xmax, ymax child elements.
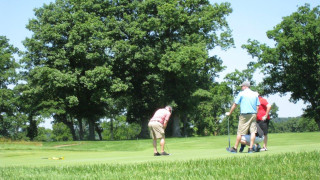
<box><xmin>225</xmin><ymin>81</ymin><xmax>260</xmax><ymax>153</ymax></box>
<box><xmin>148</xmin><ymin>105</ymin><xmax>172</xmax><ymax>156</ymax></box>
<box><xmin>239</xmin><ymin>123</ymin><xmax>265</xmax><ymax>152</ymax></box>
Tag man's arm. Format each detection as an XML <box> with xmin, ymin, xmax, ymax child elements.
<box><xmin>262</xmin><ymin>104</ymin><xmax>271</xmax><ymax>120</ymax></box>
<box><xmin>163</xmin><ymin>114</ymin><xmax>171</xmax><ymax>129</ymax></box>
<box><xmin>163</xmin><ymin>120</ymin><xmax>168</xmax><ymax>129</ymax></box>
<box><xmin>226</xmin><ymin>103</ymin><xmax>237</xmax><ymax>116</ymax></box>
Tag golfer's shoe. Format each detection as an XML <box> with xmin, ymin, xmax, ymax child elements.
<box><xmin>161</xmin><ymin>151</ymin><xmax>170</xmax><ymax>156</ymax></box>
<box><xmin>248</xmin><ymin>148</ymin><xmax>254</xmax><ymax>153</ymax></box>
<box><xmin>260</xmin><ymin>147</ymin><xmax>268</xmax><ymax>151</ymax></box>
<box><xmin>226</xmin><ymin>147</ymin><xmax>237</xmax><ymax>153</ymax></box>
<box><xmin>154</xmin><ymin>152</ymin><xmax>161</xmax><ymax>156</ymax></box>
<box><xmin>239</xmin><ymin>144</ymin><xmax>246</xmax><ymax>153</ymax></box>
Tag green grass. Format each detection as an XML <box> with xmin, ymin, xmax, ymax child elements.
<box><xmin>1</xmin><ymin>151</ymin><xmax>319</xmax><ymax>180</ymax></box>
<box><xmin>0</xmin><ymin>132</ymin><xmax>319</xmax><ymax>179</ymax></box>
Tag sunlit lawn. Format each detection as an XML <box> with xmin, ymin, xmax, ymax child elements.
<box><xmin>0</xmin><ymin>132</ymin><xmax>319</xmax><ymax>179</ymax></box>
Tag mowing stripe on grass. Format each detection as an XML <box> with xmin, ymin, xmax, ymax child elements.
<box><xmin>1</xmin><ymin>151</ymin><xmax>319</xmax><ymax>180</ymax></box>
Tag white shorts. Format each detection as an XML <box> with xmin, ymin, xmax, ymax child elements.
<box><xmin>241</xmin><ymin>135</ymin><xmax>264</xmax><ymax>145</ymax></box>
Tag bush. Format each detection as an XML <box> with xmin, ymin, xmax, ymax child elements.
<box><xmin>101</xmin><ymin>115</ymin><xmax>141</xmax><ymax>140</ymax></box>
<box><xmin>51</xmin><ymin>122</ymin><xmax>72</xmax><ymax>141</ymax></box>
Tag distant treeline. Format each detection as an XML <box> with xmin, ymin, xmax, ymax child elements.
<box><xmin>269</xmin><ymin>117</ymin><xmax>319</xmax><ymax>133</ymax></box>
<box><xmin>2</xmin><ymin>116</ymin><xmax>316</xmax><ymax>142</ymax></box>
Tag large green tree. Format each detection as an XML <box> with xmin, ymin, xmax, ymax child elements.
<box><xmin>191</xmin><ymin>82</ymin><xmax>232</xmax><ymax>136</ymax></box>
<box><xmin>113</xmin><ymin>0</ymin><xmax>234</xmax><ymax>137</ymax></box>
<box><xmin>243</xmin><ymin>4</ymin><xmax>320</xmax><ymax>130</ymax></box>
<box><xmin>22</xmin><ymin>0</ymin><xmax>233</xmax><ymax>139</ymax></box>
<box><xmin>0</xmin><ymin>36</ymin><xmax>20</xmax><ymax>138</ymax></box>
<box><xmin>22</xmin><ymin>0</ymin><xmax>128</xmax><ymax>140</ymax></box>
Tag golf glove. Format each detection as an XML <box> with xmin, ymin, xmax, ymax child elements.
<box><xmin>225</xmin><ymin>112</ymin><xmax>230</xmax><ymax>116</ymax></box>
<box><xmin>262</xmin><ymin>115</ymin><xmax>267</xmax><ymax>121</ymax></box>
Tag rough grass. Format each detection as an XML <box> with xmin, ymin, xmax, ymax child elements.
<box><xmin>1</xmin><ymin>151</ymin><xmax>319</xmax><ymax>180</ymax></box>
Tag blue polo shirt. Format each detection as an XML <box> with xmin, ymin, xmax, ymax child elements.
<box><xmin>234</xmin><ymin>88</ymin><xmax>260</xmax><ymax>114</ymax></box>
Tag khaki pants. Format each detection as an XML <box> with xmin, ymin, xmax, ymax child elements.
<box><xmin>237</xmin><ymin>114</ymin><xmax>257</xmax><ymax>135</ymax></box>
<box><xmin>148</xmin><ymin>121</ymin><xmax>165</xmax><ymax>139</ymax></box>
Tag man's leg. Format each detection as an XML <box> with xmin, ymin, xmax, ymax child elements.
<box><xmin>240</xmin><ymin>140</ymin><xmax>247</xmax><ymax>145</ymax></box>
<box><xmin>241</xmin><ymin>135</ymin><xmax>251</xmax><ymax>146</ymax></box>
<box><xmin>239</xmin><ymin>135</ymin><xmax>248</xmax><ymax>152</ymax></box>
<box><xmin>235</xmin><ymin>115</ymin><xmax>248</xmax><ymax>150</ymax></box>
<box><xmin>264</xmin><ymin>134</ymin><xmax>268</xmax><ymax>148</ymax></box>
<box><xmin>149</xmin><ymin>123</ymin><xmax>159</xmax><ymax>154</ymax></box>
<box><xmin>249</xmin><ymin>132</ymin><xmax>256</xmax><ymax>149</ymax></box>
<box><xmin>234</xmin><ymin>134</ymin><xmax>242</xmax><ymax>149</ymax></box>
<box><xmin>153</xmin><ymin>138</ymin><xmax>158</xmax><ymax>153</ymax></box>
<box><xmin>160</xmin><ymin>138</ymin><xmax>165</xmax><ymax>153</ymax></box>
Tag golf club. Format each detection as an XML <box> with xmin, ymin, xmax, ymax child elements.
<box><xmin>226</xmin><ymin>115</ymin><xmax>231</xmax><ymax>151</ymax></box>
<box><xmin>228</xmin><ymin>116</ymin><xmax>230</xmax><ymax>148</ymax></box>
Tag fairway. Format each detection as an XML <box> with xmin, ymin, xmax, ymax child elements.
<box><xmin>1</xmin><ymin>132</ymin><xmax>320</xmax><ymax>179</ymax></box>
<box><xmin>1</xmin><ymin>132</ymin><xmax>320</xmax><ymax>167</ymax></box>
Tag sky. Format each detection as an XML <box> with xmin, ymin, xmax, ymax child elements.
<box><xmin>0</xmin><ymin>0</ymin><xmax>318</xmax><ymax>129</ymax></box>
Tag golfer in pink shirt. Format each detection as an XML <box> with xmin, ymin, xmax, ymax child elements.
<box><xmin>148</xmin><ymin>105</ymin><xmax>172</xmax><ymax>156</ymax></box>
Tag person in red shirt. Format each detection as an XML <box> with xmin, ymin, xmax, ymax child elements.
<box><xmin>256</xmin><ymin>95</ymin><xmax>271</xmax><ymax>151</ymax></box>
<box><xmin>148</xmin><ymin>105</ymin><xmax>172</xmax><ymax>156</ymax></box>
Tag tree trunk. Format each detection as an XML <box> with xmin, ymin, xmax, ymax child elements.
<box><xmin>27</xmin><ymin>113</ymin><xmax>37</xmax><ymax>140</ymax></box>
<box><xmin>110</xmin><ymin>118</ymin><xmax>114</xmax><ymax>140</ymax></box>
<box><xmin>66</xmin><ymin>119</ymin><xmax>77</xmax><ymax>141</ymax></box>
<box><xmin>78</xmin><ymin>117</ymin><xmax>84</xmax><ymax>140</ymax></box>
<box><xmin>172</xmin><ymin>114</ymin><xmax>181</xmax><ymax>137</ymax></box>
<box><xmin>182</xmin><ymin>114</ymin><xmax>188</xmax><ymax>137</ymax></box>
<box><xmin>53</xmin><ymin>114</ymin><xmax>77</xmax><ymax>140</ymax></box>
<box><xmin>60</xmin><ymin>115</ymin><xmax>77</xmax><ymax>141</ymax></box>
<box><xmin>138</xmin><ymin>119</ymin><xmax>149</xmax><ymax>138</ymax></box>
<box><xmin>95</xmin><ymin>123</ymin><xmax>103</xmax><ymax>140</ymax></box>
<box><xmin>88</xmin><ymin>119</ymin><xmax>95</xmax><ymax>140</ymax></box>
<box><xmin>315</xmin><ymin>117</ymin><xmax>320</xmax><ymax>131</ymax></box>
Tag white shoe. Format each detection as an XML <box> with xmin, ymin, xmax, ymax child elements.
<box><xmin>260</xmin><ymin>148</ymin><xmax>268</xmax><ymax>151</ymax></box>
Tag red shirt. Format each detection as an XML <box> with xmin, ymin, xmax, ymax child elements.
<box><xmin>257</xmin><ymin>96</ymin><xmax>270</xmax><ymax>121</ymax></box>
<box><xmin>150</xmin><ymin>108</ymin><xmax>171</xmax><ymax>125</ymax></box>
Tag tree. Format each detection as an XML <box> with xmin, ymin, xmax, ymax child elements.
<box><xmin>52</xmin><ymin>122</ymin><xmax>73</xmax><ymax>141</ymax></box>
<box><xmin>270</xmin><ymin>117</ymin><xmax>319</xmax><ymax>133</ymax></box>
<box><xmin>191</xmin><ymin>82</ymin><xmax>232</xmax><ymax>136</ymax></box>
<box><xmin>242</xmin><ymin>4</ymin><xmax>320</xmax><ymax>130</ymax></box>
<box><xmin>118</xmin><ymin>0</ymin><xmax>234</xmax><ymax>137</ymax></box>
<box><xmin>270</xmin><ymin>103</ymin><xmax>279</xmax><ymax>119</ymax></box>
<box><xmin>0</xmin><ymin>36</ymin><xmax>19</xmax><ymax>138</ymax></box>
<box><xmin>101</xmin><ymin>115</ymin><xmax>140</xmax><ymax>140</ymax></box>
<box><xmin>0</xmin><ymin>113</ymin><xmax>29</xmax><ymax>140</ymax></box>
<box><xmin>22</xmin><ymin>0</ymin><xmax>128</xmax><ymax>140</ymax></box>
<box><xmin>297</xmin><ymin>117</ymin><xmax>319</xmax><ymax>132</ymax></box>
<box><xmin>21</xmin><ymin>0</ymin><xmax>233</xmax><ymax>140</ymax></box>
<box><xmin>34</xmin><ymin>127</ymin><xmax>52</xmax><ymax>141</ymax></box>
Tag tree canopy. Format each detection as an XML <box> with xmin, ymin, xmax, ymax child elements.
<box><xmin>19</xmin><ymin>0</ymin><xmax>234</xmax><ymax>139</ymax></box>
<box><xmin>0</xmin><ymin>36</ymin><xmax>20</xmax><ymax>138</ymax></box>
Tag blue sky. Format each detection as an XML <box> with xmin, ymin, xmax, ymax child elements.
<box><xmin>1</xmin><ymin>0</ymin><xmax>318</xmax><ymax>121</ymax></box>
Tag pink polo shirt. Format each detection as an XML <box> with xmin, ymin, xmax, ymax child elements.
<box><xmin>150</xmin><ymin>108</ymin><xmax>171</xmax><ymax>125</ymax></box>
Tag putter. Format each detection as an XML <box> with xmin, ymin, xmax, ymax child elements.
<box><xmin>226</xmin><ymin>116</ymin><xmax>231</xmax><ymax>151</ymax></box>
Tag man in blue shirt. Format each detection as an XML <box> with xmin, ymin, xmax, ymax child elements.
<box><xmin>225</xmin><ymin>81</ymin><xmax>260</xmax><ymax>153</ymax></box>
